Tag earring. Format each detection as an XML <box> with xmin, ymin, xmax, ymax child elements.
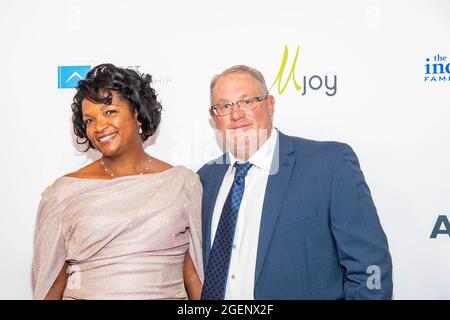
<box><xmin>139</xmin><ymin>126</ymin><xmax>143</xmax><ymax>134</ymax></box>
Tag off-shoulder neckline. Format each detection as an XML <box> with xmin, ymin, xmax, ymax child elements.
<box><xmin>59</xmin><ymin>165</ymin><xmax>186</xmax><ymax>182</ymax></box>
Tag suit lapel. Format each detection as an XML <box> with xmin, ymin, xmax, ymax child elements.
<box><xmin>254</xmin><ymin>132</ymin><xmax>296</xmax><ymax>284</ymax></box>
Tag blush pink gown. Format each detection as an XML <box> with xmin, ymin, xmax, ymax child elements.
<box><xmin>32</xmin><ymin>165</ymin><xmax>203</xmax><ymax>300</ymax></box>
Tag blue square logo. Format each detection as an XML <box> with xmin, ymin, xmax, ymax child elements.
<box><xmin>58</xmin><ymin>65</ymin><xmax>91</xmax><ymax>89</ymax></box>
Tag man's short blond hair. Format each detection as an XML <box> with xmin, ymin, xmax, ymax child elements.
<box><xmin>210</xmin><ymin>65</ymin><xmax>269</xmax><ymax>104</ymax></box>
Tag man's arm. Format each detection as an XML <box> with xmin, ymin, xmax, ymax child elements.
<box><xmin>330</xmin><ymin>143</ymin><xmax>393</xmax><ymax>299</ymax></box>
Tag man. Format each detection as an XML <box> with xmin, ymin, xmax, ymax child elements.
<box><xmin>198</xmin><ymin>65</ymin><xmax>393</xmax><ymax>300</ymax></box>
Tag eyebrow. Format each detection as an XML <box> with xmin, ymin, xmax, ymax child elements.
<box><xmin>215</xmin><ymin>94</ymin><xmax>251</xmax><ymax>104</ymax></box>
<box><xmin>82</xmin><ymin>104</ymin><xmax>116</xmax><ymax>118</ymax></box>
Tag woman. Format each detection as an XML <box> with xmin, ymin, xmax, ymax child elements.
<box><xmin>32</xmin><ymin>64</ymin><xmax>203</xmax><ymax>299</ymax></box>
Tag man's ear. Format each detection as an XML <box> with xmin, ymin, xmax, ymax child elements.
<box><xmin>209</xmin><ymin>109</ymin><xmax>217</xmax><ymax>123</ymax></box>
<box><xmin>267</xmin><ymin>95</ymin><xmax>275</xmax><ymax>117</ymax></box>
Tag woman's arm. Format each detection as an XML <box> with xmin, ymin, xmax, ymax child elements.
<box><xmin>44</xmin><ymin>262</ymin><xmax>69</xmax><ymax>300</ymax></box>
<box><xmin>184</xmin><ymin>252</ymin><xmax>202</xmax><ymax>300</ymax></box>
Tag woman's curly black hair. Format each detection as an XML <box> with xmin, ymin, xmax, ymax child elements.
<box><xmin>71</xmin><ymin>63</ymin><xmax>162</xmax><ymax>150</ymax></box>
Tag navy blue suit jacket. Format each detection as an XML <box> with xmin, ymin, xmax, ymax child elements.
<box><xmin>198</xmin><ymin>131</ymin><xmax>393</xmax><ymax>299</ymax></box>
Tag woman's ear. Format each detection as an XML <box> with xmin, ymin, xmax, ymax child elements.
<box><xmin>134</xmin><ymin>110</ymin><xmax>142</xmax><ymax>127</ymax></box>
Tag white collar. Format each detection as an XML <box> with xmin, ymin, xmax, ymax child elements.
<box><xmin>226</xmin><ymin>128</ymin><xmax>278</xmax><ymax>176</ymax></box>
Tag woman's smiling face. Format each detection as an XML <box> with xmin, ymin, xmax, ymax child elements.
<box><xmin>82</xmin><ymin>90</ymin><xmax>142</xmax><ymax>158</ymax></box>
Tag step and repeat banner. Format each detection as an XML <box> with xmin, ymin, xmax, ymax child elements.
<box><xmin>0</xmin><ymin>0</ymin><xmax>449</xmax><ymax>299</ymax></box>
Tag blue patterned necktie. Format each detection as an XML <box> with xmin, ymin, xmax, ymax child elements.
<box><xmin>201</xmin><ymin>161</ymin><xmax>254</xmax><ymax>300</ymax></box>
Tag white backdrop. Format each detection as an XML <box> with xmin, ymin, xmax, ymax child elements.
<box><xmin>1</xmin><ymin>0</ymin><xmax>449</xmax><ymax>299</ymax></box>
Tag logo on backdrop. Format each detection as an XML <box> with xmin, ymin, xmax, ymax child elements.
<box><xmin>270</xmin><ymin>45</ymin><xmax>337</xmax><ymax>96</ymax></box>
<box><xmin>128</xmin><ymin>65</ymin><xmax>172</xmax><ymax>86</ymax></box>
<box><xmin>58</xmin><ymin>65</ymin><xmax>91</xmax><ymax>89</ymax></box>
<box><xmin>424</xmin><ymin>54</ymin><xmax>450</xmax><ymax>82</ymax></box>
<box><xmin>430</xmin><ymin>215</ymin><xmax>450</xmax><ymax>238</ymax></box>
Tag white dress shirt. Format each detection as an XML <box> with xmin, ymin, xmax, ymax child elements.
<box><xmin>210</xmin><ymin>128</ymin><xmax>279</xmax><ymax>300</ymax></box>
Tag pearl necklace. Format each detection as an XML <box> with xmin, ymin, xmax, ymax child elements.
<box><xmin>100</xmin><ymin>156</ymin><xmax>152</xmax><ymax>178</ymax></box>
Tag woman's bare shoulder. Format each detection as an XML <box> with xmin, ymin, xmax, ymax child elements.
<box><xmin>63</xmin><ymin>160</ymin><xmax>104</xmax><ymax>179</ymax></box>
<box><xmin>149</xmin><ymin>157</ymin><xmax>174</xmax><ymax>174</ymax></box>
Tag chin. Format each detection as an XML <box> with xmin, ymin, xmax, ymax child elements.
<box><xmin>230</xmin><ymin>128</ymin><xmax>260</xmax><ymax>141</ymax></box>
<box><xmin>96</xmin><ymin>146</ymin><xmax>118</xmax><ymax>158</ymax></box>
<box><xmin>225</xmin><ymin>136</ymin><xmax>258</xmax><ymax>159</ymax></box>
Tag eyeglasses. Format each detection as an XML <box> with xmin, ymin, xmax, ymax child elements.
<box><xmin>210</xmin><ymin>95</ymin><xmax>269</xmax><ymax>116</ymax></box>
